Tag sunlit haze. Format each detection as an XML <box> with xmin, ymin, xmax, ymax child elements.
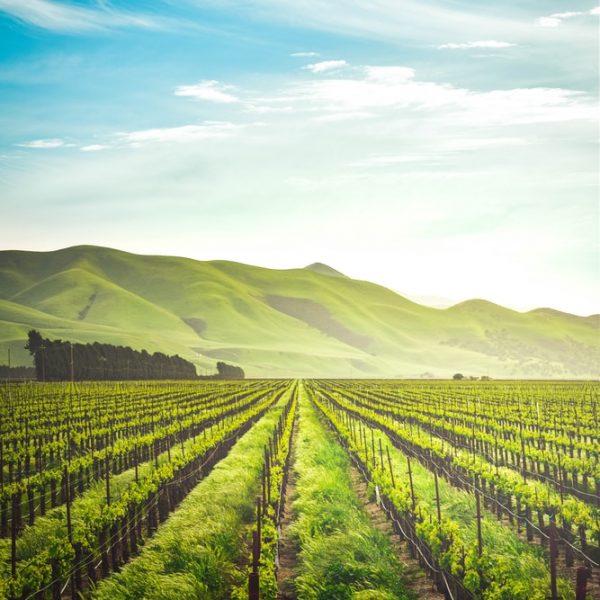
<box><xmin>1</xmin><ymin>0</ymin><xmax>598</xmax><ymax>315</ymax></box>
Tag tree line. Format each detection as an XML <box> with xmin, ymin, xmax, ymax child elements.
<box><xmin>196</xmin><ymin>362</ymin><xmax>245</xmax><ymax>380</ymax></box>
<box><xmin>25</xmin><ymin>330</ymin><xmax>197</xmax><ymax>381</ymax></box>
<box><xmin>0</xmin><ymin>365</ymin><xmax>36</xmax><ymax>380</ymax></box>
<box><xmin>216</xmin><ymin>361</ymin><xmax>245</xmax><ymax>380</ymax></box>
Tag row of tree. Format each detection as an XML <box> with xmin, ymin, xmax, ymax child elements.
<box><xmin>216</xmin><ymin>361</ymin><xmax>245</xmax><ymax>380</ymax></box>
<box><xmin>25</xmin><ymin>330</ymin><xmax>198</xmax><ymax>381</ymax></box>
<box><xmin>0</xmin><ymin>365</ymin><xmax>36</xmax><ymax>380</ymax></box>
<box><xmin>453</xmin><ymin>373</ymin><xmax>491</xmax><ymax>381</ymax></box>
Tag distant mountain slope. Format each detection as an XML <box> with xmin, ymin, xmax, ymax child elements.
<box><xmin>0</xmin><ymin>246</ymin><xmax>598</xmax><ymax>378</ymax></box>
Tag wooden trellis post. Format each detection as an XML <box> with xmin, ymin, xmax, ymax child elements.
<box><xmin>249</xmin><ymin>496</ymin><xmax>261</xmax><ymax>600</ymax></box>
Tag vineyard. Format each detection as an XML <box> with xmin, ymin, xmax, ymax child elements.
<box><xmin>0</xmin><ymin>379</ymin><xmax>598</xmax><ymax>599</ymax></box>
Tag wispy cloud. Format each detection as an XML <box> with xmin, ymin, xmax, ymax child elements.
<box><xmin>0</xmin><ymin>0</ymin><xmax>162</xmax><ymax>33</ymax></box>
<box><xmin>80</xmin><ymin>144</ymin><xmax>107</xmax><ymax>152</ymax></box>
<box><xmin>536</xmin><ymin>7</ymin><xmax>599</xmax><ymax>27</ymax></box>
<box><xmin>442</xmin><ymin>137</ymin><xmax>530</xmax><ymax>151</ymax></box>
<box><xmin>311</xmin><ymin>111</ymin><xmax>374</xmax><ymax>123</ymax></box>
<box><xmin>21</xmin><ymin>63</ymin><xmax>595</xmax><ymax>156</ymax></box>
<box><xmin>290</xmin><ymin>51</ymin><xmax>319</xmax><ymax>57</ymax></box>
<box><xmin>365</xmin><ymin>66</ymin><xmax>415</xmax><ymax>81</ymax></box>
<box><xmin>172</xmin><ymin>62</ymin><xmax>596</xmax><ymax>130</ymax></box>
<box><xmin>117</xmin><ymin>121</ymin><xmax>244</xmax><ymax>146</ymax></box>
<box><xmin>209</xmin><ymin>0</ymin><xmax>534</xmax><ymax>46</ymax></box>
<box><xmin>536</xmin><ymin>17</ymin><xmax>562</xmax><ymax>28</ymax></box>
<box><xmin>17</xmin><ymin>138</ymin><xmax>65</xmax><ymax>149</ymax></box>
<box><xmin>175</xmin><ymin>80</ymin><xmax>240</xmax><ymax>103</ymax></box>
<box><xmin>290</xmin><ymin>65</ymin><xmax>597</xmax><ymax>126</ymax></box>
<box><xmin>352</xmin><ymin>154</ymin><xmax>432</xmax><ymax>167</ymax></box>
<box><xmin>352</xmin><ymin>138</ymin><xmax>530</xmax><ymax>167</ymax></box>
<box><xmin>303</xmin><ymin>60</ymin><xmax>348</xmax><ymax>73</ymax></box>
<box><xmin>438</xmin><ymin>40</ymin><xmax>515</xmax><ymax>50</ymax></box>
<box><xmin>245</xmin><ymin>104</ymin><xmax>294</xmax><ymax>114</ymax></box>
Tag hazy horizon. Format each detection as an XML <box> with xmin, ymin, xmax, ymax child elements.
<box><xmin>1</xmin><ymin>1</ymin><xmax>598</xmax><ymax>315</ymax></box>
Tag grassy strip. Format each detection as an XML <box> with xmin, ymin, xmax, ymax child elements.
<box><xmin>91</xmin><ymin>383</ymin><xmax>294</xmax><ymax>600</ymax></box>
<box><xmin>288</xmin><ymin>383</ymin><xmax>411</xmax><ymax>600</ymax></box>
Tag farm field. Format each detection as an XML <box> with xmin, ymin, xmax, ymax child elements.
<box><xmin>0</xmin><ymin>379</ymin><xmax>598</xmax><ymax>599</ymax></box>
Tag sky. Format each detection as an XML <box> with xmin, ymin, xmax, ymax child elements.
<box><xmin>0</xmin><ymin>1</ymin><xmax>598</xmax><ymax>316</ymax></box>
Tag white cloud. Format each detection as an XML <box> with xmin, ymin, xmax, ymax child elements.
<box><xmin>312</xmin><ymin>111</ymin><xmax>374</xmax><ymax>123</ymax></box>
<box><xmin>0</xmin><ymin>0</ymin><xmax>160</xmax><ymax>33</ymax></box>
<box><xmin>536</xmin><ymin>17</ymin><xmax>562</xmax><ymax>28</ymax></box>
<box><xmin>245</xmin><ymin>104</ymin><xmax>295</xmax><ymax>114</ymax></box>
<box><xmin>175</xmin><ymin>80</ymin><xmax>240</xmax><ymax>103</ymax></box>
<box><xmin>442</xmin><ymin>137</ymin><xmax>530</xmax><ymax>151</ymax></box>
<box><xmin>365</xmin><ymin>66</ymin><xmax>415</xmax><ymax>81</ymax></box>
<box><xmin>353</xmin><ymin>154</ymin><xmax>431</xmax><ymax>167</ymax></box>
<box><xmin>536</xmin><ymin>8</ymin><xmax>599</xmax><ymax>27</ymax></box>
<box><xmin>303</xmin><ymin>60</ymin><xmax>348</xmax><ymax>73</ymax></box>
<box><xmin>551</xmin><ymin>12</ymin><xmax>583</xmax><ymax>18</ymax></box>
<box><xmin>353</xmin><ymin>138</ymin><xmax>530</xmax><ymax>167</ymax></box>
<box><xmin>209</xmin><ymin>0</ymin><xmax>535</xmax><ymax>47</ymax></box>
<box><xmin>117</xmin><ymin>122</ymin><xmax>243</xmax><ymax>145</ymax></box>
<box><xmin>80</xmin><ymin>144</ymin><xmax>108</xmax><ymax>152</ymax></box>
<box><xmin>167</xmin><ymin>63</ymin><xmax>596</xmax><ymax>133</ymax></box>
<box><xmin>438</xmin><ymin>40</ymin><xmax>516</xmax><ymax>49</ymax></box>
<box><xmin>290</xmin><ymin>66</ymin><xmax>597</xmax><ymax>126</ymax></box>
<box><xmin>290</xmin><ymin>52</ymin><xmax>319</xmax><ymax>57</ymax></box>
<box><xmin>17</xmin><ymin>138</ymin><xmax>65</xmax><ymax>149</ymax></box>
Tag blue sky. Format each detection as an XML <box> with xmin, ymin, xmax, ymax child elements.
<box><xmin>0</xmin><ymin>0</ymin><xmax>598</xmax><ymax>314</ymax></box>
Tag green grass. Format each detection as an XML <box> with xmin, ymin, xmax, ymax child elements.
<box><xmin>1</xmin><ymin>245</ymin><xmax>598</xmax><ymax>378</ymax></box>
<box><xmin>288</xmin><ymin>383</ymin><xmax>411</xmax><ymax>600</ymax></box>
<box><xmin>91</xmin><ymin>383</ymin><xmax>294</xmax><ymax>600</ymax></box>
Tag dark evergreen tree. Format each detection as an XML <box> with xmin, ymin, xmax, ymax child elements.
<box><xmin>24</xmin><ymin>330</ymin><xmax>197</xmax><ymax>381</ymax></box>
<box><xmin>0</xmin><ymin>365</ymin><xmax>36</xmax><ymax>379</ymax></box>
<box><xmin>216</xmin><ymin>361</ymin><xmax>245</xmax><ymax>379</ymax></box>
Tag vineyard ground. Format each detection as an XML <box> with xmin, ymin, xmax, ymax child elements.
<box><xmin>348</xmin><ymin>465</ymin><xmax>444</xmax><ymax>600</ymax></box>
<box><xmin>276</xmin><ymin>419</ymin><xmax>298</xmax><ymax>600</ymax></box>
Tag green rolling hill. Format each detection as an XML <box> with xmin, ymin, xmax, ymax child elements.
<box><xmin>0</xmin><ymin>245</ymin><xmax>598</xmax><ymax>378</ymax></box>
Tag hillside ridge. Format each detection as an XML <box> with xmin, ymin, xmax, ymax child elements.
<box><xmin>304</xmin><ymin>262</ymin><xmax>348</xmax><ymax>278</ymax></box>
<box><xmin>0</xmin><ymin>245</ymin><xmax>598</xmax><ymax>379</ymax></box>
